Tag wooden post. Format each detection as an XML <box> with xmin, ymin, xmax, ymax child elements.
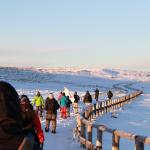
<box><xmin>86</xmin><ymin>124</ymin><xmax>93</xmax><ymax>149</ymax></box>
<box><xmin>81</xmin><ymin>121</ymin><xmax>86</xmax><ymax>148</ymax></box>
<box><xmin>96</xmin><ymin>129</ymin><xmax>103</xmax><ymax>150</ymax></box>
<box><xmin>106</xmin><ymin>101</ymin><xmax>108</xmax><ymax>112</ymax></box>
<box><xmin>112</xmin><ymin>131</ymin><xmax>120</xmax><ymax>150</ymax></box>
<box><xmin>77</xmin><ymin>116</ymin><xmax>81</xmax><ymax>133</ymax></box>
<box><xmin>135</xmin><ymin>136</ymin><xmax>144</xmax><ymax>150</ymax></box>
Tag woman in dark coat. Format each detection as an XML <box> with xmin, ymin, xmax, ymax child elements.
<box><xmin>107</xmin><ymin>90</ymin><xmax>113</xmax><ymax>99</ymax></box>
<box><xmin>0</xmin><ymin>81</ymin><xmax>41</xmax><ymax>150</ymax></box>
<box><xmin>83</xmin><ymin>91</ymin><xmax>92</xmax><ymax>104</ymax></box>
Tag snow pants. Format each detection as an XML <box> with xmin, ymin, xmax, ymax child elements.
<box><xmin>60</xmin><ymin>107</ymin><xmax>67</xmax><ymax>119</ymax></box>
<box><xmin>73</xmin><ymin>103</ymin><xmax>78</xmax><ymax>113</ymax></box>
<box><xmin>36</xmin><ymin>106</ymin><xmax>43</xmax><ymax>118</ymax></box>
<box><xmin>66</xmin><ymin>107</ymin><xmax>70</xmax><ymax>117</ymax></box>
<box><xmin>46</xmin><ymin>114</ymin><xmax>57</xmax><ymax>132</ymax></box>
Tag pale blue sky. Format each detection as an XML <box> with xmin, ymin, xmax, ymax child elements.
<box><xmin>0</xmin><ymin>0</ymin><xmax>150</xmax><ymax>71</ymax></box>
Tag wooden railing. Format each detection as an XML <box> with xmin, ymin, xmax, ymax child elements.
<box><xmin>75</xmin><ymin>90</ymin><xmax>149</xmax><ymax>150</ymax></box>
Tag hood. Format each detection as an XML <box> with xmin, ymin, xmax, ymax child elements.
<box><xmin>0</xmin><ymin>81</ymin><xmax>23</xmax><ymax>139</ymax></box>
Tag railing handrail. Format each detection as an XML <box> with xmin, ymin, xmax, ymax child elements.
<box><xmin>76</xmin><ymin>89</ymin><xmax>145</xmax><ymax>150</ymax></box>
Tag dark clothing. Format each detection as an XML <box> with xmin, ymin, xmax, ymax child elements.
<box><xmin>66</xmin><ymin>96</ymin><xmax>72</xmax><ymax>108</ymax></box>
<box><xmin>107</xmin><ymin>90</ymin><xmax>113</xmax><ymax>99</ymax></box>
<box><xmin>83</xmin><ymin>93</ymin><xmax>92</xmax><ymax>103</ymax></box>
<box><xmin>45</xmin><ymin>97</ymin><xmax>59</xmax><ymax>132</ymax></box>
<box><xmin>21</xmin><ymin>103</ymin><xmax>34</xmax><ymax>128</ymax></box>
<box><xmin>95</xmin><ymin>89</ymin><xmax>99</xmax><ymax>101</ymax></box>
<box><xmin>0</xmin><ymin>81</ymin><xmax>41</xmax><ymax>150</ymax></box>
<box><xmin>46</xmin><ymin>114</ymin><xmax>57</xmax><ymax>132</ymax></box>
<box><xmin>0</xmin><ymin>81</ymin><xmax>23</xmax><ymax>150</ymax></box>
<box><xmin>21</xmin><ymin>103</ymin><xmax>42</xmax><ymax>146</ymax></box>
<box><xmin>18</xmin><ymin>135</ymin><xmax>42</xmax><ymax>150</ymax></box>
<box><xmin>36</xmin><ymin>106</ymin><xmax>43</xmax><ymax>117</ymax></box>
<box><xmin>45</xmin><ymin>97</ymin><xmax>60</xmax><ymax>115</ymax></box>
<box><xmin>74</xmin><ymin>94</ymin><xmax>80</xmax><ymax>103</ymax></box>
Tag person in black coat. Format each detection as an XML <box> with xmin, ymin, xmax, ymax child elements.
<box><xmin>94</xmin><ymin>88</ymin><xmax>99</xmax><ymax>101</ymax></box>
<box><xmin>83</xmin><ymin>91</ymin><xmax>92</xmax><ymax>104</ymax></box>
<box><xmin>45</xmin><ymin>93</ymin><xmax>60</xmax><ymax>133</ymax></box>
<box><xmin>0</xmin><ymin>81</ymin><xmax>41</xmax><ymax>150</ymax></box>
<box><xmin>73</xmin><ymin>91</ymin><xmax>80</xmax><ymax>113</ymax></box>
<box><xmin>66</xmin><ymin>96</ymin><xmax>72</xmax><ymax>117</ymax></box>
<box><xmin>107</xmin><ymin>90</ymin><xmax>113</xmax><ymax>99</ymax></box>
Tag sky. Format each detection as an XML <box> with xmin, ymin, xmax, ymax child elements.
<box><xmin>0</xmin><ymin>0</ymin><xmax>150</xmax><ymax>71</ymax></box>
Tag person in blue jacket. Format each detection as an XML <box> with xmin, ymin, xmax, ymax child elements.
<box><xmin>59</xmin><ymin>93</ymin><xmax>68</xmax><ymax>119</ymax></box>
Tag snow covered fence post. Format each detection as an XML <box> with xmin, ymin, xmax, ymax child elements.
<box><xmin>77</xmin><ymin>115</ymin><xmax>81</xmax><ymax>134</ymax></box>
<box><xmin>81</xmin><ymin>120</ymin><xmax>86</xmax><ymax>148</ymax></box>
<box><xmin>96</xmin><ymin>128</ymin><xmax>103</xmax><ymax>150</ymax></box>
<box><xmin>135</xmin><ymin>136</ymin><xmax>144</xmax><ymax>150</ymax></box>
<box><xmin>112</xmin><ymin>130</ymin><xmax>120</xmax><ymax>150</ymax></box>
<box><xmin>87</xmin><ymin>124</ymin><xmax>93</xmax><ymax>142</ymax></box>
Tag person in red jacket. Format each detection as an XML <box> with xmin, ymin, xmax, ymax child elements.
<box><xmin>20</xmin><ymin>95</ymin><xmax>44</xmax><ymax>148</ymax></box>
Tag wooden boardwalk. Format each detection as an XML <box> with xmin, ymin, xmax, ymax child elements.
<box><xmin>75</xmin><ymin>90</ymin><xmax>150</xmax><ymax>150</ymax></box>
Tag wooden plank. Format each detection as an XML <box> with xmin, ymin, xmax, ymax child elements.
<box><xmin>96</xmin><ymin>128</ymin><xmax>103</xmax><ymax>150</ymax></box>
<box><xmin>112</xmin><ymin>131</ymin><xmax>120</xmax><ymax>150</ymax></box>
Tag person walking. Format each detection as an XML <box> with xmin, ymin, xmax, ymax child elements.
<box><xmin>20</xmin><ymin>95</ymin><xmax>44</xmax><ymax>149</ymax></box>
<box><xmin>94</xmin><ymin>88</ymin><xmax>99</xmax><ymax>101</ymax></box>
<box><xmin>107</xmin><ymin>90</ymin><xmax>113</xmax><ymax>99</ymax></box>
<box><xmin>32</xmin><ymin>91</ymin><xmax>45</xmax><ymax>120</ymax></box>
<box><xmin>58</xmin><ymin>91</ymin><xmax>63</xmax><ymax>101</ymax></box>
<box><xmin>59</xmin><ymin>93</ymin><xmax>68</xmax><ymax>119</ymax></box>
<box><xmin>45</xmin><ymin>93</ymin><xmax>60</xmax><ymax>133</ymax></box>
<box><xmin>66</xmin><ymin>96</ymin><xmax>72</xmax><ymax>117</ymax></box>
<box><xmin>73</xmin><ymin>91</ymin><xmax>80</xmax><ymax>113</ymax></box>
<box><xmin>83</xmin><ymin>91</ymin><xmax>92</xmax><ymax>104</ymax></box>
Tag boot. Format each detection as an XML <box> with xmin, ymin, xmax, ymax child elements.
<box><xmin>45</xmin><ymin>127</ymin><xmax>49</xmax><ymax>132</ymax></box>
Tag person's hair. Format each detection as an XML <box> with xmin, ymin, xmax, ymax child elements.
<box><xmin>0</xmin><ymin>81</ymin><xmax>22</xmax><ymax>134</ymax></box>
<box><xmin>36</xmin><ymin>91</ymin><xmax>40</xmax><ymax>96</ymax></box>
<box><xmin>62</xmin><ymin>92</ymin><xmax>66</xmax><ymax>96</ymax></box>
<box><xmin>20</xmin><ymin>95</ymin><xmax>30</xmax><ymax>104</ymax></box>
<box><xmin>74</xmin><ymin>91</ymin><xmax>77</xmax><ymax>94</ymax></box>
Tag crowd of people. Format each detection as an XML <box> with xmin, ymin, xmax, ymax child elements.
<box><xmin>0</xmin><ymin>81</ymin><xmax>113</xmax><ymax>150</ymax></box>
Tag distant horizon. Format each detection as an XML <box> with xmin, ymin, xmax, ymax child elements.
<box><xmin>0</xmin><ymin>64</ymin><xmax>149</xmax><ymax>73</ymax></box>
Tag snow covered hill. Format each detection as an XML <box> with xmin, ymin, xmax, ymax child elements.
<box><xmin>0</xmin><ymin>67</ymin><xmax>150</xmax><ymax>83</ymax></box>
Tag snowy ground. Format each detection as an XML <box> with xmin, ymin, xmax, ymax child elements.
<box><xmin>0</xmin><ymin>67</ymin><xmax>150</xmax><ymax>150</ymax></box>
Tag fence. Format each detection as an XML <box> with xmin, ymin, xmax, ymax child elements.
<box><xmin>75</xmin><ymin>90</ymin><xmax>150</xmax><ymax>150</ymax></box>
